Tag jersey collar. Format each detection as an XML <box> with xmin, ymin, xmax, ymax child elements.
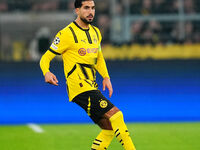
<box><xmin>73</xmin><ymin>21</ymin><xmax>90</xmax><ymax>31</ymax></box>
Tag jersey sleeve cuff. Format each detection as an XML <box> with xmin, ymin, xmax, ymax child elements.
<box><xmin>103</xmin><ymin>74</ymin><xmax>110</xmax><ymax>79</ymax></box>
<box><xmin>43</xmin><ymin>69</ymin><xmax>50</xmax><ymax>76</ymax></box>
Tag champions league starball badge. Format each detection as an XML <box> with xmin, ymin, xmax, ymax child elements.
<box><xmin>54</xmin><ymin>37</ymin><xmax>60</xmax><ymax>45</ymax></box>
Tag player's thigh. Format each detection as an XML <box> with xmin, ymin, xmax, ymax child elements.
<box><xmin>72</xmin><ymin>90</ymin><xmax>116</xmax><ymax>124</ymax></box>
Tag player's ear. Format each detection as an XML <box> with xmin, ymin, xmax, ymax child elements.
<box><xmin>75</xmin><ymin>8</ymin><xmax>80</xmax><ymax>15</ymax></box>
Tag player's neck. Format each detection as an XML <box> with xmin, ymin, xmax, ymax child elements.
<box><xmin>75</xmin><ymin>18</ymin><xmax>89</xmax><ymax>29</ymax></box>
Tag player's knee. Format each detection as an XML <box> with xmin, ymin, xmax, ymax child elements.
<box><xmin>97</xmin><ymin>118</ymin><xmax>113</xmax><ymax>130</ymax></box>
<box><xmin>103</xmin><ymin>106</ymin><xmax>120</xmax><ymax>119</ymax></box>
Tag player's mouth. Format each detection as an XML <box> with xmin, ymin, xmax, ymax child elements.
<box><xmin>87</xmin><ymin>15</ymin><xmax>93</xmax><ymax>19</ymax></box>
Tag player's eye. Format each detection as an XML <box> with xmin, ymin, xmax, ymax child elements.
<box><xmin>84</xmin><ymin>6</ymin><xmax>90</xmax><ymax>9</ymax></box>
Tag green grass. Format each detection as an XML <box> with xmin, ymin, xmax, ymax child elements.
<box><xmin>0</xmin><ymin>122</ymin><xmax>200</xmax><ymax>150</ymax></box>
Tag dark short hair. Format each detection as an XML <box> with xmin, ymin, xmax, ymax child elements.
<box><xmin>74</xmin><ymin>0</ymin><xmax>94</xmax><ymax>8</ymax></box>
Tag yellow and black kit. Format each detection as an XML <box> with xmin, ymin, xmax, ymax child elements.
<box><xmin>40</xmin><ymin>21</ymin><xmax>110</xmax><ymax>101</ymax></box>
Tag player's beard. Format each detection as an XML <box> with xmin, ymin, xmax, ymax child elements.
<box><xmin>80</xmin><ymin>15</ymin><xmax>93</xmax><ymax>24</ymax></box>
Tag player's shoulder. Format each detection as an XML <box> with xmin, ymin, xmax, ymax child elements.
<box><xmin>91</xmin><ymin>25</ymin><xmax>101</xmax><ymax>33</ymax></box>
<box><xmin>56</xmin><ymin>22</ymin><xmax>74</xmax><ymax>38</ymax></box>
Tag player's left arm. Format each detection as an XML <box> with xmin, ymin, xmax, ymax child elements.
<box><xmin>95</xmin><ymin>45</ymin><xmax>113</xmax><ymax>98</ymax></box>
<box><xmin>103</xmin><ymin>77</ymin><xmax>113</xmax><ymax>98</ymax></box>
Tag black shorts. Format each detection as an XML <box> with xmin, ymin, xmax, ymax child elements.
<box><xmin>72</xmin><ymin>90</ymin><xmax>114</xmax><ymax>123</ymax></box>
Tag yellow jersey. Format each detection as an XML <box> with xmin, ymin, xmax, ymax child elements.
<box><xmin>40</xmin><ymin>21</ymin><xmax>110</xmax><ymax>101</ymax></box>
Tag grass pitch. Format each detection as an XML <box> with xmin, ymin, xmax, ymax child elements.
<box><xmin>0</xmin><ymin>122</ymin><xmax>200</xmax><ymax>150</ymax></box>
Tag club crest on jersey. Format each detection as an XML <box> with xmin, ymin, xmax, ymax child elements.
<box><xmin>78</xmin><ymin>48</ymin><xmax>86</xmax><ymax>56</ymax></box>
<box><xmin>99</xmin><ymin>99</ymin><xmax>108</xmax><ymax>108</ymax></box>
<box><xmin>54</xmin><ymin>37</ymin><xmax>60</xmax><ymax>45</ymax></box>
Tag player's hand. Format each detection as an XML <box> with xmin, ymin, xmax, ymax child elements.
<box><xmin>103</xmin><ymin>77</ymin><xmax>113</xmax><ymax>98</ymax></box>
<box><xmin>44</xmin><ymin>72</ymin><xmax>59</xmax><ymax>86</ymax></box>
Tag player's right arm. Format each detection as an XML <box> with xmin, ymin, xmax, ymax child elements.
<box><xmin>40</xmin><ymin>51</ymin><xmax>58</xmax><ymax>86</ymax></box>
<box><xmin>39</xmin><ymin>29</ymin><xmax>69</xmax><ymax>86</ymax></box>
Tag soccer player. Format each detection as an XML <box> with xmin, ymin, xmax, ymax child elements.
<box><xmin>40</xmin><ymin>0</ymin><xmax>136</xmax><ymax>149</ymax></box>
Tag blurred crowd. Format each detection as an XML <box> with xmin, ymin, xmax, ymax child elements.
<box><xmin>129</xmin><ymin>0</ymin><xmax>200</xmax><ymax>14</ymax></box>
<box><xmin>0</xmin><ymin>0</ymin><xmax>73</xmax><ymax>12</ymax></box>
<box><xmin>0</xmin><ymin>0</ymin><xmax>200</xmax><ymax>14</ymax></box>
<box><xmin>128</xmin><ymin>0</ymin><xmax>200</xmax><ymax>44</ymax></box>
<box><xmin>0</xmin><ymin>0</ymin><xmax>200</xmax><ymax>61</ymax></box>
<box><xmin>130</xmin><ymin>20</ymin><xmax>200</xmax><ymax>45</ymax></box>
<box><xmin>111</xmin><ymin>0</ymin><xmax>200</xmax><ymax>44</ymax></box>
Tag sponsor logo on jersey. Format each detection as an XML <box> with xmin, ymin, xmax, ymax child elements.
<box><xmin>78</xmin><ymin>48</ymin><xmax>98</xmax><ymax>56</ymax></box>
<box><xmin>87</xmin><ymin>48</ymin><xmax>98</xmax><ymax>53</ymax></box>
<box><xmin>78</xmin><ymin>48</ymin><xmax>86</xmax><ymax>56</ymax></box>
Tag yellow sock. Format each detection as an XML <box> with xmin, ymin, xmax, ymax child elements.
<box><xmin>91</xmin><ymin>129</ymin><xmax>114</xmax><ymax>150</ymax></box>
<box><xmin>109</xmin><ymin>111</ymin><xmax>136</xmax><ymax>150</ymax></box>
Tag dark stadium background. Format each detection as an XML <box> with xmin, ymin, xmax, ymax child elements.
<box><xmin>0</xmin><ymin>0</ymin><xmax>200</xmax><ymax>125</ymax></box>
